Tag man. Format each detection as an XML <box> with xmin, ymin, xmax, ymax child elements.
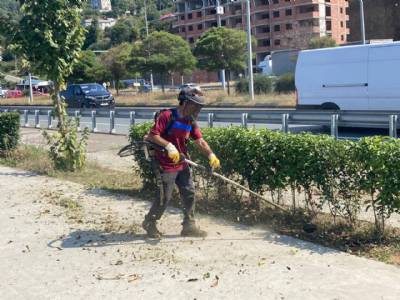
<box><xmin>142</xmin><ymin>88</ymin><xmax>220</xmax><ymax>238</ymax></box>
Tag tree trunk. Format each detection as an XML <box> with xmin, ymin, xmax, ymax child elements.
<box><xmin>54</xmin><ymin>82</ymin><xmax>64</xmax><ymax>131</ymax></box>
<box><xmin>371</xmin><ymin>193</ymin><xmax>380</xmax><ymax>232</ymax></box>
<box><xmin>116</xmin><ymin>79</ymin><xmax>119</xmax><ymax>96</ymax></box>
<box><xmin>291</xmin><ymin>184</ymin><xmax>296</xmax><ymax>214</ymax></box>
<box><xmin>161</xmin><ymin>73</ymin><xmax>165</xmax><ymax>93</ymax></box>
<box><xmin>227</xmin><ymin>71</ymin><xmax>231</xmax><ymax>95</ymax></box>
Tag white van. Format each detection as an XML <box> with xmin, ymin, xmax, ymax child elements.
<box><xmin>295</xmin><ymin>42</ymin><xmax>400</xmax><ymax>111</ymax></box>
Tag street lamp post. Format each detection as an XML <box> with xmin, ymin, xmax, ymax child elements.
<box><xmin>214</xmin><ymin>0</ymin><xmax>254</xmax><ymax>99</ymax></box>
<box><xmin>216</xmin><ymin>0</ymin><xmax>226</xmax><ymax>91</ymax></box>
<box><xmin>245</xmin><ymin>0</ymin><xmax>254</xmax><ymax>100</ymax></box>
<box><xmin>359</xmin><ymin>0</ymin><xmax>366</xmax><ymax>44</ymax></box>
<box><xmin>144</xmin><ymin>0</ymin><xmax>154</xmax><ymax>91</ymax></box>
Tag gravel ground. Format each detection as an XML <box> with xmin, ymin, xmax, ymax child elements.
<box><xmin>1</xmin><ymin>128</ymin><xmax>399</xmax><ymax>299</ymax></box>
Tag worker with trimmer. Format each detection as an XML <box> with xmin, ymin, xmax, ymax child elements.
<box><xmin>142</xmin><ymin>87</ymin><xmax>220</xmax><ymax>239</ymax></box>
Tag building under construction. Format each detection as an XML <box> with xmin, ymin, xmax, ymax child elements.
<box><xmin>174</xmin><ymin>0</ymin><xmax>349</xmax><ymax>66</ymax></box>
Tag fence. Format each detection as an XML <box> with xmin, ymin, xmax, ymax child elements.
<box><xmin>0</xmin><ymin>107</ymin><xmax>399</xmax><ymax>139</ymax></box>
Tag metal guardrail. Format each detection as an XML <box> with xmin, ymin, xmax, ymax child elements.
<box><xmin>1</xmin><ymin>106</ymin><xmax>399</xmax><ymax>139</ymax></box>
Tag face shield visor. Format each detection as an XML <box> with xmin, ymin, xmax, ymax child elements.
<box><xmin>183</xmin><ymin>101</ymin><xmax>203</xmax><ymax>121</ymax></box>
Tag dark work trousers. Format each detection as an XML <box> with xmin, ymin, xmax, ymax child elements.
<box><xmin>145</xmin><ymin>165</ymin><xmax>196</xmax><ymax>225</ymax></box>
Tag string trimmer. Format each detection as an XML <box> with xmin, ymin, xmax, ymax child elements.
<box><xmin>118</xmin><ymin>141</ymin><xmax>317</xmax><ymax>233</ymax></box>
<box><xmin>119</xmin><ymin>141</ymin><xmax>286</xmax><ymax>211</ymax></box>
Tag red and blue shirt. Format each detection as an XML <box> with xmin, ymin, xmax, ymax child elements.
<box><xmin>149</xmin><ymin>109</ymin><xmax>202</xmax><ymax>172</ymax></box>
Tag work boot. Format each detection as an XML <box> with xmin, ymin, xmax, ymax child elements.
<box><xmin>142</xmin><ymin>219</ymin><xmax>162</xmax><ymax>239</ymax></box>
<box><xmin>181</xmin><ymin>222</ymin><xmax>207</xmax><ymax>238</ymax></box>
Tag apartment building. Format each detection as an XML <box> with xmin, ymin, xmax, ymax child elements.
<box><xmin>91</xmin><ymin>0</ymin><xmax>112</xmax><ymax>12</ymax></box>
<box><xmin>174</xmin><ymin>0</ymin><xmax>349</xmax><ymax>65</ymax></box>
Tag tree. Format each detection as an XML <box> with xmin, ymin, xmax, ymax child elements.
<box><xmin>105</xmin><ymin>18</ymin><xmax>139</xmax><ymax>46</ymax></box>
<box><xmin>0</xmin><ymin>1</ymin><xmax>20</xmax><ymax>50</ymax></box>
<box><xmin>194</xmin><ymin>27</ymin><xmax>247</xmax><ymax>94</ymax></box>
<box><xmin>308</xmin><ymin>36</ymin><xmax>337</xmax><ymax>49</ymax></box>
<box><xmin>88</xmin><ymin>38</ymin><xmax>112</xmax><ymax>51</ymax></box>
<box><xmin>131</xmin><ymin>31</ymin><xmax>196</xmax><ymax>92</ymax></box>
<box><xmin>0</xmin><ymin>0</ymin><xmax>20</xmax><ymax>19</ymax></box>
<box><xmin>102</xmin><ymin>42</ymin><xmax>133</xmax><ymax>95</ymax></box>
<box><xmin>66</xmin><ymin>50</ymin><xmax>104</xmax><ymax>84</ymax></box>
<box><xmin>110</xmin><ymin>0</ymin><xmax>133</xmax><ymax>17</ymax></box>
<box><xmin>11</xmin><ymin>0</ymin><xmax>88</xmax><ymax>171</ymax></box>
<box><xmin>83</xmin><ymin>17</ymin><xmax>102</xmax><ymax>50</ymax></box>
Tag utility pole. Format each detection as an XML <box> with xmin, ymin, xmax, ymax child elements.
<box><xmin>216</xmin><ymin>0</ymin><xmax>226</xmax><ymax>91</ymax></box>
<box><xmin>144</xmin><ymin>0</ymin><xmax>154</xmax><ymax>91</ymax></box>
<box><xmin>28</xmin><ymin>73</ymin><xmax>33</xmax><ymax>103</ymax></box>
<box><xmin>359</xmin><ymin>0</ymin><xmax>366</xmax><ymax>44</ymax></box>
<box><xmin>245</xmin><ymin>0</ymin><xmax>254</xmax><ymax>100</ymax></box>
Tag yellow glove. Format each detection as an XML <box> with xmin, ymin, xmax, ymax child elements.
<box><xmin>208</xmin><ymin>153</ymin><xmax>220</xmax><ymax>169</ymax></box>
<box><xmin>165</xmin><ymin>143</ymin><xmax>180</xmax><ymax>164</ymax></box>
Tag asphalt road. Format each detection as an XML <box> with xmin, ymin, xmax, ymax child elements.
<box><xmin>22</xmin><ymin>113</ymin><xmax>323</xmax><ymax>135</ymax></box>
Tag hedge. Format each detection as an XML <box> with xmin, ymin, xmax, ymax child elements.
<box><xmin>274</xmin><ymin>73</ymin><xmax>295</xmax><ymax>93</ymax></box>
<box><xmin>129</xmin><ymin>123</ymin><xmax>400</xmax><ymax>232</ymax></box>
<box><xmin>235</xmin><ymin>75</ymin><xmax>274</xmax><ymax>95</ymax></box>
<box><xmin>235</xmin><ymin>74</ymin><xmax>295</xmax><ymax>94</ymax></box>
<box><xmin>0</xmin><ymin>112</ymin><xmax>20</xmax><ymax>152</ymax></box>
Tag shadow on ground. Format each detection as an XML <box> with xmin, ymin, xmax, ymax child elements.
<box><xmin>48</xmin><ymin>226</ymin><xmax>337</xmax><ymax>256</ymax></box>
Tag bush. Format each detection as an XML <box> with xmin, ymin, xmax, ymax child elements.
<box><xmin>43</xmin><ymin>119</ymin><xmax>89</xmax><ymax>171</ymax></box>
<box><xmin>275</xmin><ymin>73</ymin><xmax>295</xmax><ymax>94</ymax></box>
<box><xmin>0</xmin><ymin>112</ymin><xmax>20</xmax><ymax>152</ymax></box>
<box><xmin>254</xmin><ymin>75</ymin><xmax>274</xmax><ymax>94</ymax></box>
<box><xmin>128</xmin><ymin>122</ymin><xmax>156</xmax><ymax>188</ymax></box>
<box><xmin>235</xmin><ymin>77</ymin><xmax>248</xmax><ymax>94</ymax></box>
<box><xmin>129</xmin><ymin>124</ymin><xmax>400</xmax><ymax>233</ymax></box>
<box><xmin>235</xmin><ymin>75</ymin><xmax>273</xmax><ymax>94</ymax></box>
<box><xmin>308</xmin><ymin>36</ymin><xmax>337</xmax><ymax>49</ymax></box>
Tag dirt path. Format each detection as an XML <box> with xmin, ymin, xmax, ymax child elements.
<box><xmin>1</xmin><ymin>166</ymin><xmax>400</xmax><ymax>299</ymax></box>
<box><xmin>20</xmin><ymin>128</ymin><xmax>132</xmax><ymax>172</ymax></box>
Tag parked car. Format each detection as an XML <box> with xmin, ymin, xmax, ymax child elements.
<box><xmin>60</xmin><ymin>83</ymin><xmax>115</xmax><ymax>108</ymax></box>
<box><xmin>296</xmin><ymin>41</ymin><xmax>400</xmax><ymax>111</ymax></box>
<box><xmin>138</xmin><ymin>83</ymin><xmax>152</xmax><ymax>93</ymax></box>
<box><xmin>5</xmin><ymin>89</ymin><xmax>23</xmax><ymax>98</ymax></box>
<box><xmin>179</xmin><ymin>83</ymin><xmax>201</xmax><ymax>91</ymax></box>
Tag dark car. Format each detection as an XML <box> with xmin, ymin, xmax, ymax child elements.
<box><xmin>138</xmin><ymin>83</ymin><xmax>152</xmax><ymax>93</ymax></box>
<box><xmin>61</xmin><ymin>83</ymin><xmax>115</xmax><ymax>108</ymax></box>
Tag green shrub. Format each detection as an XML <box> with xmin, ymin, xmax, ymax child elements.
<box><xmin>308</xmin><ymin>36</ymin><xmax>337</xmax><ymax>49</ymax></box>
<box><xmin>356</xmin><ymin>137</ymin><xmax>400</xmax><ymax>232</ymax></box>
<box><xmin>235</xmin><ymin>77</ymin><xmax>248</xmax><ymax>94</ymax></box>
<box><xmin>275</xmin><ymin>73</ymin><xmax>295</xmax><ymax>93</ymax></box>
<box><xmin>253</xmin><ymin>75</ymin><xmax>273</xmax><ymax>94</ymax></box>
<box><xmin>0</xmin><ymin>112</ymin><xmax>20</xmax><ymax>152</ymax></box>
<box><xmin>129</xmin><ymin>124</ymin><xmax>400</xmax><ymax>233</ymax></box>
<box><xmin>43</xmin><ymin>119</ymin><xmax>89</xmax><ymax>171</ymax></box>
<box><xmin>235</xmin><ymin>75</ymin><xmax>273</xmax><ymax>95</ymax></box>
<box><xmin>128</xmin><ymin>122</ymin><xmax>155</xmax><ymax>188</ymax></box>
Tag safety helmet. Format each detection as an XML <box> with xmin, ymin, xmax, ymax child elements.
<box><xmin>178</xmin><ymin>87</ymin><xmax>205</xmax><ymax>106</ymax></box>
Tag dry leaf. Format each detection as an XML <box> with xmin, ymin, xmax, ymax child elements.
<box><xmin>128</xmin><ymin>274</ymin><xmax>141</xmax><ymax>283</ymax></box>
<box><xmin>211</xmin><ymin>275</ymin><xmax>219</xmax><ymax>287</ymax></box>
